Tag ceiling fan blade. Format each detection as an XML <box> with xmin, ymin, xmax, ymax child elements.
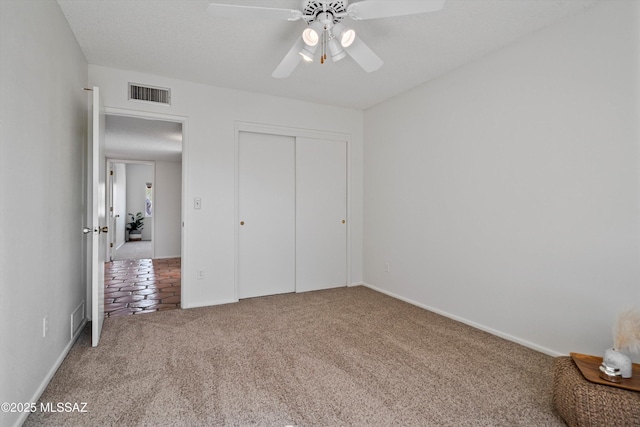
<box><xmin>272</xmin><ymin>38</ymin><xmax>304</xmax><ymax>79</ymax></box>
<box><xmin>347</xmin><ymin>0</ymin><xmax>446</xmax><ymax>21</ymax></box>
<box><xmin>344</xmin><ymin>36</ymin><xmax>383</xmax><ymax>73</ymax></box>
<box><xmin>207</xmin><ymin>3</ymin><xmax>302</xmax><ymax>21</ymax></box>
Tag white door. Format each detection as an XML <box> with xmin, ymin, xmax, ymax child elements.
<box><xmin>296</xmin><ymin>138</ymin><xmax>348</xmax><ymax>292</ymax></box>
<box><xmin>86</xmin><ymin>87</ymin><xmax>107</xmax><ymax>347</ymax></box>
<box><xmin>238</xmin><ymin>132</ymin><xmax>295</xmax><ymax>299</ymax></box>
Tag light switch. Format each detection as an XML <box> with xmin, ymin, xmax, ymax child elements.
<box><xmin>194</xmin><ymin>197</ymin><xmax>202</xmax><ymax>209</ymax></box>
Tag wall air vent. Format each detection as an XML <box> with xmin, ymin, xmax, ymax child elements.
<box><xmin>128</xmin><ymin>83</ymin><xmax>171</xmax><ymax>106</ymax></box>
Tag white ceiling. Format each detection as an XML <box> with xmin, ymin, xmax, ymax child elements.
<box><xmin>105</xmin><ymin>115</ymin><xmax>183</xmax><ymax>162</ymax></box>
<box><xmin>57</xmin><ymin>0</ymin><xmax>600</xmax><ymax>110</ymax></box>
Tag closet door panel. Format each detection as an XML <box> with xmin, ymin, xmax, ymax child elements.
<box><xmin>296</xmin><ymin>138</ymin><xmax>347</xmax><ymax>292</ymax></box>
<box><xmin>238</xmin><ymin>132</ymin><xmax>295</xmax><ymax>299</ymax></box>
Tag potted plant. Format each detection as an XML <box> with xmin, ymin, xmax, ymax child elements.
<box><xmin>126</xmin><ymin>212</ymin><xmax>144</xmax><ymax>241</ymax></box>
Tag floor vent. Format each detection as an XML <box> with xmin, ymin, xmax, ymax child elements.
<box><xmin>128</xmin><ymin>83</ymin><xmax>171</xmax><ymax>105</ymax></box>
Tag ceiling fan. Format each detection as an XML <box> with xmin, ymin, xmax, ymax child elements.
<box><xmin>207</xmin><ymin>0</ymin><xmax>446</xmax><ymax>78</ymax></box>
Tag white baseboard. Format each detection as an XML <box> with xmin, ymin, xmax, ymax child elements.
<box><xmin>181</xmin><ymin>297</ymin><xmax>236</xmax><ymax>309</ymax></box>
<box><xmin>361</xmin><ymin>282</ymin><xmax>563</xmax><ymax>358</ymax></box>
<box><xmin>14</xmin><ymin>318</ymin><xmax>88</xmax><ymax>427</ymax></box>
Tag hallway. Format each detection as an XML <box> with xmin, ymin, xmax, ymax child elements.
<box><xmin>111</xmin><ymin>240</ymin><xmax>152</xmax><ymax>261</ymax></box>
<box><xmin>104</xmin><ymin>258</ymin><xmax>181</xmax><ymax>317</ymax></box>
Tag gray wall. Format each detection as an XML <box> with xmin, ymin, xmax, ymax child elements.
<box><xmin>363</xmin><ymin>0</ymin><xmax>640</xmax><ymax>360</ymax></box>
<box><xmin>0</xmin><ymin>1</ymin><xmax>88</xmax><ymax>426</ymax></box>
<box><xmin>121</xmin><ymin>161</ymin><xmax>181</xmax><ymax>257</ymax></box>
<box><xmin>155</xmin><ymin>160</ymin><xmax>182</xmax><ymax>258</ymax></box>
<box><xmin>89</xmin><ymin>64</ymin><xmax>364</xmax><ymax>308</ymax></box>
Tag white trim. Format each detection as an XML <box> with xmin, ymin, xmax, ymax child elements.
<box><xmin>102</xmin><ymin>106</ymin><xmax>188</xmax><ymax>310</ymax></box>
<box><xmin>104</xmin><ymin>106</ymin><xmax>184</xmax><ymax>122</ymax></box>
<box><xmin>152</xmin><ymin>254</ymin><xmax>181</xmax><ymax>260</ymax></box>
<box><xmin>235</xmin><ymin>120</ymin><xmax>349</xmax><ymax>142</ymax></box>
<box><xmin>13</xmin><ymin>319</ymin><xmax>88</xmax><ymax>427</ymax></box>
<box><xmin>181</xmin><ymin>297</ymin><xmax>237</xmax><ymax>309</ymax></box>
<box><xmin>107</xmin><ymin>158</ymin><xmax>155</xmax><ymax>165</ymax></box>
<box><xmin>361</xmin><ymin>282</ymin><xmax>564</xmax><ymax>358</ymax></box>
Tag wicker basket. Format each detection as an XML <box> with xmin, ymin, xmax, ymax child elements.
<box><xmin>552</xmin><ymin>356</ymin><xmax>640</xmax><ymax>426</ymax></box>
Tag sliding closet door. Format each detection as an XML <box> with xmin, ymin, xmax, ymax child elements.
<box><xmin>296</xmin><ymin>138</ymin><xmax>347</xmax><ymax>292</ymax></box>
<box><xmin>238</xmin><ymin>132</ymin><xmax>295</xmax><ymax>299</ymax></box>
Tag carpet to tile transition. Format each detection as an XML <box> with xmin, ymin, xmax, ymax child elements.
<box><xmin>25</xmin><ymin>286</ymin><xmax>565</xmax><ymax>426</ymax></box>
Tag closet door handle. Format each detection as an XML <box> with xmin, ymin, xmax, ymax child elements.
<box><xmin>240</xmin><ymin>221</ymin><xmax>245</xmax><ymax>226</ymax></box>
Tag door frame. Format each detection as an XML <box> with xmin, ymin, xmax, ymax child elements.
<box><xmin>107</xmin><ymin>161</ymin><xmax>115</xmax><ymax>261</ymax></box>
<box><xmin>107</xmin><ymin>159</ymin><xmax>156</xmax><ymax>260</ymax></box>
<box><xmin>105</xmin><ymin>106</ymin><xmax>188</xmax><ymax>307</ymax></box>
<box><xmin>233</xmin><ymin>121</ymin><xmax>352</xmax><ymax>302</ymax></box>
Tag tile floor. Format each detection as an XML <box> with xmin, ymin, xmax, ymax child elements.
<box><xmin>104</xmin><ymin>258</ymin><xmax>181</xmax><ymax>317</ymax></box>
<box><xmin>112</xmin><ymin>240</ymin><xmax>152</xmax><ymax>261</ymax></box>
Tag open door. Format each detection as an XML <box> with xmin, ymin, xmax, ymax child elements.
<box><xmin>85</xmin><ymin>86</ymin><xmax>107</xmax><ymax>347</ymax></box>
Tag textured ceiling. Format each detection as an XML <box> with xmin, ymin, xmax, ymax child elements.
<box><xmin>58</xmin><ymin>0</ymin><xmax>600</xmax><ymax>110</ymax></box>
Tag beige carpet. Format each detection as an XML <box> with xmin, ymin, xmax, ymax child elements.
<box><xmin>26</xmin><ymin>286</ymin><xmax>565</xmax><ymax>426</ymax></box>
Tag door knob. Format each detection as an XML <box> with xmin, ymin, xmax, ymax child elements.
<box><xmin>342</xmin><ymin>220</ymin><xmax>346</xmax><ymax>224</ymax></box>
<box><xmin>240</xmin><ymin>221</ymin><xmax>245</xmax><ymax>226</ymax></box>
<box><xmin>82</xmin><ymin>227</ymin><xmax>93</xmax><ymax>234</ymax></box>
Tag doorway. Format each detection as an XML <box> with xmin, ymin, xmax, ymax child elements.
<box><xmin>103</xmin><ymin>114</ymin><xmax>184</xmax><ymax>317</ymax></box>
<box><xmin>109</xmin><ymin>161</ymin><xmax>154</xmax><ymax>261</ymax></box>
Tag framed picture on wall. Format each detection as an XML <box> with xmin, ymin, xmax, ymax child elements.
<box><xmin>145</xmin><ymin>183</ymin><xmax>153</xmax><ymax>217</ymax></box>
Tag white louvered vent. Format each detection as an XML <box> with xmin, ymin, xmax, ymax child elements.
<box><xmin>128</xmin><ymin>83</ymin><xmax>171</xmax><ymax>105</ymax></box>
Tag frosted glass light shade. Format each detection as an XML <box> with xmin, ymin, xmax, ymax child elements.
<box><xmin>302</xmin><ymin>28</ymin><xmax>319</xmax><ymax>46</ymax></box>
<box><xmin>331</xmin><ymin>23</ymin><xmax>356</xmax><ymax>48</ymax></box>
<box><xmin>340</xmin><ymin>29</ymin><xmax>356</xmax><ymax>47</ymax></box>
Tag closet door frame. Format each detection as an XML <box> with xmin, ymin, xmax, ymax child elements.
<box><xmin>233</xmin><ymin>121</ymin><xmax>351</xmax><ymax>302</ymax></box>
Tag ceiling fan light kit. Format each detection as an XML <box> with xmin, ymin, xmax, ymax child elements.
<box><xmin>299</xmin><ymin>42</ymin><xmax>318</xmax><ymax>62</ymax></box>
<box><xmin>302</xmin><ymin>21</ymin><xmax>324</xmax><ymax>46</ymax></box>
<box><xmin>333</xmin><ymin>23</ymin><xmax>356</xmax><ymax>48</ymax></box>
<box><xmin>328</xmin><ymin>38</ymin><xmax>347</xmax><ymax>62</ymax></box>
<box><xmin>207</xmin><ymin>0</ymin><xmax>446</xmax><ymax>78</ymax></box>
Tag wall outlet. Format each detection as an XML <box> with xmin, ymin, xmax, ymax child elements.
<box><xmin>197</xmin><ymin>269</ymin><xmax>205</xmax><ymax>280</ymax></box>
<box><xmin>385</xmin><ymin>262</ymin><xmax>391</xmax><ymax>273</ymax></box>
<box><xmin>43</xmin><ymin>315</ymin><xmax>49</xmax><ymax>338</ymax></box>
